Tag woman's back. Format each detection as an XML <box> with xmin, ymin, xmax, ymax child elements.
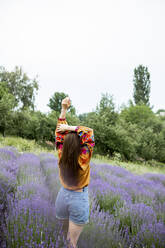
<box><xmin>55</xmin><ymin>118</ymin><xmax>95</xmax><ymax>190</ymax></box>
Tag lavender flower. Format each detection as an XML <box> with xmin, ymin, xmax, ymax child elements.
<box><xmin>1</xmin><ymin>147</ymin><xmax>165</xmax><ymax>247</ymax></box>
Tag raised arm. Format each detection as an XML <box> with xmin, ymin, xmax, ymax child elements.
<box><xmin>75</xmin><ymin>126</ymin><xmax>95</xmax><ymax>153</ymax></box>
<box><xmin>55</xmin><ymin>97</ymin><xmax>70</xmax><ymax>147</ymax></box>
<box><xmin>55</xmin><ymin>97</ymin><xmax>95</xmax><ymax>156</ymax></box>
<box><xmin>56</xmin><ymin>122</ymin><xmax>95</xmax><ymax>153</ymax></box>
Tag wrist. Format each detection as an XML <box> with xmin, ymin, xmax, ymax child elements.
<box><xmin>68</xmin><ymin>126</ymin><xmax>77</xmax><ymax>132</ymax></box>
<box><xmin>61</xmin><ymin>108</ymin><xmax>67</xmax><ymax>112</ymax></box>
<box><xmin>60</xmin><ymin>108</ymin><xmax>67</xmax><ymax>119</ymax></box>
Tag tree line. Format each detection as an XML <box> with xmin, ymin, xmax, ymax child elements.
<box><xmin>0</xmin><ymin>65</ymin><xmax>165</xmax><ymax>163</ymax></box>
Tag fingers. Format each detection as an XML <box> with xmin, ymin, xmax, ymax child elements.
<box><xmin>68</xmin><ymin>99</ymin><xmax>71</xmax><ymax>107</ymax></box>
<box><xmin>62</xmin><ymin>97</ymin><xmax>70</xmax><ymax>104</ymax></box>
<box><xmin>57</xmin><ymin>124</ymin><xmax>65</xmax><ymax>133</ymax></box>
<box><xmin>56</xmin><ymin>124</ymin><xmax>61</xmax><ymax>132</ymax></box>
<box><xmin>62</xmin><ymin>97</ymin><xmax>71</xmax><ymax>108</ymax></box>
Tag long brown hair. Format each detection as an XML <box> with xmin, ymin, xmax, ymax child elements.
<box><xmin>59</xmin><ymin>132</ymin><xmax>81</xmax><ymax>186</ymax></box>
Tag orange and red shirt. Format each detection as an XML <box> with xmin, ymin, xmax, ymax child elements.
<box><xmin>55</xmin><ymin>118</ymin><xmax>95</xmax><ymax>190</ymax></box>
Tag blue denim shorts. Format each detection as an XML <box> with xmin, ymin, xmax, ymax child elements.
<box><xmin>55</xmin><ymin>186</ymin><xmax>89</xmax><ymax>225</ymax></box>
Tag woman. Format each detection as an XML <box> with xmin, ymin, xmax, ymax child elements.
<box><xmin>55</xmin><ymin>97</ymin><xmax>95</xmax><ymax>248</ymax></box>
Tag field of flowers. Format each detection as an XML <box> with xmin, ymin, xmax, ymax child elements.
<box><xmin>0</xmin><ymin>146</ymin><xmax>165</xmax><ymax>248</ymax></box>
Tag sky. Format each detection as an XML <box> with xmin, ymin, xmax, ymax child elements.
<box><xmin>0</xmin><ymin>0</ymin><xmax>164</xmax><ymax>114</ymax></box>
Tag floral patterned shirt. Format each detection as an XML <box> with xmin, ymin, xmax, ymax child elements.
<box><xmin>55</xmin><ymin>118</ymin><xmax>95</xmax><ymax>190</ymax></box>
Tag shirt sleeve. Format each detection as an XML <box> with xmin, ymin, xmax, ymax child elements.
<box><xmin>55</xmin><ymin>120</ymin><xmax>95</xmax><ymax>167</ymax></box>
<box><xmin>76</xmin><ymin>126</ymin><xmax>95</xmax><ymax>170</ymax></box>
<box><xmin>55</xmin><ymin>118</ymin><xmax>68</xmax><ymax>149</ymax></box>
<box><xmin>75</xmin><ymin>126</ymin><xmax>95</xmax><ymax>154</ymax></box>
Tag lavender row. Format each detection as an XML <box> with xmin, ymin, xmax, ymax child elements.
<box><xmin>1</xmin><ymin>146</ymin><xmax>165</xmax><ymax>247</ymax></box>
<box><xmin>40</xmin><ymin>157</ymin><xmax>132</xmax><ymax>247</ymax></box>
<box><xmin>3</xmin><ymin>151</ymin><xmax>67</xmax><ymax>247</ymax></box>
<box><xmin>39</xmin><ymin>153</ymin><xmax>61</xmax><ymax>203</ymax></box>
<box><xmin>85</xmin><ymin>163</ymin><xmax>165</xmax><ymax>248</ymax></box>
<box><xmin>0</xmin><ymin>147</ymin><xmax>20</xmax><ymax>248</ymax></box>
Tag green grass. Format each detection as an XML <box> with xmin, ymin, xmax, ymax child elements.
<box><xmin>92</xmin><ymin>155</ymin><xmax>165</xmax><ymax>175</ymax></box>
<box><xmin>0</xmin><ymin>135</ymin><xmax>58</xmax><ymax>156</ymax></box>
<box><xmin>0</xmin><ymin>135</ymin><xmax>165</xmax><ymax>175</ymax></box>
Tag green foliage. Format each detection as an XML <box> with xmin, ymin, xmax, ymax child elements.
<box><xmin>96</xmin><ymin>93</ymin><xmax>118</xmax><ymax>124</ymax></box>
<box><xmin>120</xmin><ymin>104</ymin><xmax>154</xmax><ymax>127</ymax></box>
<box><xmin>113</xmin><ymin>152</ymin><xmax>122</xmax><ymax>162</ymax></box>
<box><xmin>0</xmin><ymin>64</ymin><xmax>164</xmax><ymax>164</ymax></box>
<box><xmin>79</xmin><ymin>93</ymin><xmax>165</xmax><ymax>163</ymax></box>
<box><xmin>65</xmin><ymin>112</ymin><xmax>80</xmax><ymax>126</ymax></box>
<box><xmin>7</xmin><ymin>108</ymin><xmax>79</xmax><ymax>144</ymax></box>
<box><xmin>0</xmin><ymin>136</ymin><xmax>57</xmax><ymax>155</ymax></box>
<box><xmin>48</xmin><ymin>92</ymin><xmax>76</xmax><ymax>114</ymax></box>
<box><xmin>0</xmin><ymin>84</ymin><xmax>16</xmax><ymax>136</ymax></box>
<box><xmin>79</xmin><ymin>94</ymin><xmax>118</xmax><ymax>156</ymax></box>
<box><xmin>10</xmin><ymin>110</ymin><xmax>58</xmax><ymax>142</ymax></box>
<box><xmin>154</xmin><ymin>131</ymin><xmax>165</xmax><ymax>162</ymax></box>
<box><xmin>97</xmin><ymin>194</ymin><xmax>124</xmax><ymax>214</ymax></box>
<box><xmin>120</xmin><ymin>104</ymin><xmax>165</xmax><ymax>162</ymax></box>
<box><xmin>0</xmin><ymin>66</ymin><xmax>39</xmax><ymax>110</ymax></box>
<box><xmin>112</xmin><ymin>120</ymin><xmax>139</xmax><ymax>161</ymax></box>
<box><xmin>156</xmin><ymin>109</ymin><xmax>165</xmax><ymax>121</ymax></box>
<box><xmin>137</xmin><ymin>127</ymin><xmax>157</xmax><ymax>160</ymax></box>
<box><xmin>0</xmin><ymin>136</ymin><xmax>37</xmax><ymax>151</ymax></box>
<box><xmin>156</xmin><ymin>109</ymin><xmax>165</xmax><ymax>115</ymax></box>
<box><xmin>133</xmin><ymin>65</ymin><xmax>151</xmax><ymax>106</ymax></box>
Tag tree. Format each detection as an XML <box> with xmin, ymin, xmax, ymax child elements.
<box><xmin>0</xmin><ymin>66</ymin><xmax>39</xmax><ymax>110</ymax></box>
<box><xmin>48</xmin><ymin>92</ymin><xmax>76</xmax><ymax>114</ymax></box>
<box><xmin>0</xmin><ymin>84</ymin><xmax>15</xmax><ymax>136</ymax></box>
<box><xmin>96</xmin><ymin>93</ymin><xmax>118</xmax><ymax>125</ymax></box>
<box><xmin>133</xmin><ymin>65</ymin><xmax>151</xmax><ymax>106</ymax></box>
<box><xmin>79</xmin><ymin>94</ymin><xmax>118</xmax><ymax>156</ymax></box>
<box><xmin>121</xmin><ymin>104</ymin><xmax>155</xmax><ymax>127</ymax></box>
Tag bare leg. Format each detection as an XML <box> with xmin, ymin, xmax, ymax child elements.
<box><xmin>61</xmin><ymin>219</ymin><xmax>69</xmax><ymax>239</ymax></box>
<box><xmin>67</xmin><ymin>220</ymin><xmax>85</xmax><ymax>248</ymax></box>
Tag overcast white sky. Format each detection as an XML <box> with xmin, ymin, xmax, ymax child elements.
<box><xmin>0</xmin><ymin>0</ymin><xmax>164</xmax><ymax>114</ymax></box>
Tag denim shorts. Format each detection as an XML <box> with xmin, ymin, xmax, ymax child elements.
<box><xmin>55</xmin><ymin>186</ymin><xmax>89</xmax><ymax>225</ymax></box>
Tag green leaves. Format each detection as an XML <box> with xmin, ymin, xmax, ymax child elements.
<box><xmin>0</xmin><ymin>88</ymin><xmax>16</xmax><ymax>136</ymax></box>
<box><xmin>47</xmin><ymin>92</ymin><xmax>76</xmax><ymax>114</ymax></box>
<box><xmin>133</xmin><ymin>65</ymin><xmax>151</xmax><ymax>106</ymax></box>
<box><xmin>0</xmin><ymin>66</ymin><xmax>39</xmax><ymax>110</ymax></box>
<box><xmin>120</xmin><ymin>104</ymin><xmax>155</xmax><ymax>127</ymax></box>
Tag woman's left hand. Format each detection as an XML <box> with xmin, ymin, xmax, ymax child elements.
<box><xmin>56</xmin><ymin>124</ymin><xmax>69</xmax><ymax>133</ymax></box>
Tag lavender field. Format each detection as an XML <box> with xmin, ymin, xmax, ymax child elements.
<box><xmin>0</xmin><ymin>146</ymin><xmax>165</xmax><ymax>248</ymax></box>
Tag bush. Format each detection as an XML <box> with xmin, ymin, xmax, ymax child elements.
<box><xmin>0</xmin><ymin>136</ymin><xmax>40</xmax><ymax>152</ymax></box>
<box><xmin>137</xmin><ymin>128</ymin><xmax>157</xmax><ymax>160</ymax></box>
